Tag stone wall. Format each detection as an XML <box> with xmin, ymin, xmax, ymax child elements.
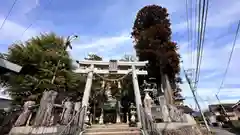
<box><xmin>162</xmin><ymin>125</ymin><xmax>203</xmax><ymax>135</ymax></box>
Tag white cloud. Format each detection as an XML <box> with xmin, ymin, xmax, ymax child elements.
<box><xmin>178</xmin><ymin>0</ymin><xmax>240</xmax><ymax>109</ymax></box>
<box><xmin>180</xmin><ymin>34</ymin><xmax>240</xmax><ymax>109</ymax></box>
<box><xmin>70</xmin><ymin>32</ymin><xmax>132</xmax><ymax>60</ymax></box>
<box><xmin>181</xmin><ymin>81</ymin><xmax>240</xmax><ymax>110</ymax></box>
<box><xmin>0</xmin><ymin>18</ymin><xmax>38</xmax><ymax>42</ymax></box>
<box><xmin>14</xmin><ymin>0</ymin><xmax>40</xmax><ymax>15</ymax></box>
<box><xmin>75</xmin><ymin>33</ymin><xmax>131</xmax><ymax>51</ymax></box>
<box><xmin>0</xmin><ymin>0</ymin><xmax>239</xmax><ymax>109</ymax></box>
<box><xmin>0</xmin><ymin>0</ymin><xmax>41</xmax><ymax>45</ymax></box>
<box><xmin>172</xmin><ymin>0</ymin><xmax>240</xmax><ymax>33</ymax></box>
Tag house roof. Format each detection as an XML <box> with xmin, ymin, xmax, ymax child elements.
<box><xmin>0</xmin><ymin>98</ymin><xmax>12</xmax><ymax>109</ymax></box>
<box><xmin>209</xmin><ymin>104</ymin><xmax>235</xmax><ymax>112</ymax></box>
<box><xmin>232</xmin><ymin>100</ymin><xmax>240</xmax><ymax>108</ymax></box>
<box><xmin>176</xmin><ymin>105</ymin><xmax>194</xmax><ymax>113</ymax></box>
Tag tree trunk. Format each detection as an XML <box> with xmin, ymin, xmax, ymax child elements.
<box><xmin>162</xmin><ymin>74</ymin><xmax>173</xmax><ymax>105</ymax></box>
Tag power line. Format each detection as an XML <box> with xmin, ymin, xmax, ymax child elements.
<box><xmin>0</xmin><ymin>0</ymin><xmax>18</xmax><ymax>31</ymax></box>
<box><xmin>20</xmin><ymin>0</ymin><xmax>53</xmax><ymax>38</ymax></box>
<box><xmin>193</xmin><ymin>0</ymin><xmax>198</xmax><ymax>81</ymax></box>
<box><xmin>194</xmin><ymin>0</ymin><xmax>202</xmax><ymax>83</ymax></box>
<box><xmin>182</xmin><ymin>64</ymin><xmax>210</xmax><ymax>132</ymax></box>
<box><xmin>189</xmin><ymin>0</ymin><xmax>194</xmax><ymax>71</ymax></box>
<box><xmin>185</xmin><ymin>0</ymin><xmax>191</xmax><ymax>70</ymax></box>
<box><xmin>214</xmin><ymin>21</ymin><xmax>240</xmax><ymax>124</ymax></box>
<box><xmin>216</xmin><ymin>20</ymin><xmax>240</xmax><ymax>95</ymax></box>
<box><xmin>194</xmin><ymin>0</ymin><xmax>209</xmax><ymax>89</ymax></box>
<box><xmin>195</xmin><ymin>0</ymin><xmax>209</xmax><ymax>86</ymax></box>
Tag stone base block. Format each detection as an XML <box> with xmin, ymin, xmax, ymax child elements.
<box><xmin>162</xmin><ymin>125</ymin><xmax>203</xmax><ymax>135</ymax></box>
<box><xmin>9</xmin><ymin>125</ymin><xmax>79</xmax><ymax>135</ymax></box>
<box><xmin>155</xmin><ymin>123</ymin><xmax>203</xmax><ymax>135</ymax></box>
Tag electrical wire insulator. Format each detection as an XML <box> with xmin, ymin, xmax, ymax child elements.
<box><xmin>118</xmin><ymin>81</ymin><xmax>122</xmax><ymax>89</ymax></box>
<box><xmin>101</xmin><ymin>80</ymin><xmax>105</xmax><ymax>88</ymax></box>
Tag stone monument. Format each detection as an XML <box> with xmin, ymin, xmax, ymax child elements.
<box><xmin>61</xmin><ymin>98</ymin><xmax>73</xmax><ymax>125</ymax></box>
<box><xmin>14</xmin><ymin>96</ymin><xmax>36</xmax><ymax>126</ymax></box>
<box><xmin>73</xmin><ymin>99</ymin><xmax>82</xmax><ymax>125</ymax></box>
<box><xmin>34</xmin><ymin>90</ymin><xmax>58</xmax><ymax>126</ymax></box>
<box><xmin>143</xmin><ymin>89</ymin><xmax>154</xmax><ymax>121</ymax></box>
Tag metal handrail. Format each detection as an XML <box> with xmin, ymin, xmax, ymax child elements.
<box><xmin>59</xmin><ymin>106</ymin><xmax>87</xmax><ymax>135</ymax></box>
<box><xmin>139</xmin><ymin>105</ymin><xmax>161</xmax><ymax>135</ymax></box>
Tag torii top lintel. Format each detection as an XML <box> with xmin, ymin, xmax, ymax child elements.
<box><xmin>75</xmin><ymin>60</ymin><xmax>148</xmax><ymax>75</ymax></box>
<box><xmin>77</xmin><ymin>60</ymin><xmax>148</xmax><ymax>68</ymax></box>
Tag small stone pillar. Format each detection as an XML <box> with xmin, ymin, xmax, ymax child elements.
<box><xmin>99</xmin><ymin>109</ymin><xmax>104</xmax><ymax>125</ymax></box>
<box><xmin>159</xmin><ymin>96</ymin><xmax>171</xmax><ymax>122</ymax></box>
<box><xmin>85</xmin><ymin>106</ymin><xmax>91</xmax><ymax>124</ymax></box>
<box><xmin>129</xmin><ymin>103</ymin><xmax>137</xmax><ymax>127</ymax></box>
<box><xmin>143</xmin><ymin>89</ymin><xmax>154</xmax><ymax>121</ymax></box>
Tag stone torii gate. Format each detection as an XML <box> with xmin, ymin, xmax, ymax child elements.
<box><xmin>74</xmin><ymin>60</ymin><xmax>148</xmax><ymax>125</ymax></box>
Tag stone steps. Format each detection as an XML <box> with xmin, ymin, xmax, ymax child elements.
<box><xmin>90</xmin><ymin>124</ymin><xmax>129</xmax><ymax>128</ymax></box>
<box><xmin>85</xmin><ymin>127</ymin><xmax>139</xmax><ymax>132</ymax></box>
<box><xmin>82</xmin><ymin>124</ymin><xmax>142</xmax><ymax>135</ymax></box>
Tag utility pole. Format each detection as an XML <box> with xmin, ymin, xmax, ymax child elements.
<box><xmin>215</xmin><ymin>94</ymin><xmax>231</xmax><ymax>121</ymax></box>
<box><xmin>183</xmin><ymin>69</ymin><xmax>211</xmax><ymax>132</ymax></box>
<box><xmin>51</xmin><ymin>35</ymin><xmax>78</xmax><ymax>84</ymax></box>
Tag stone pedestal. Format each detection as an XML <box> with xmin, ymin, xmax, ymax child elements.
<box><xmin>158</xmin><ymin>96</ymin><xmax>171</xmax><ymax>122</ymax></box>
<box><xmin>99</xmin><ymin>109</ymin><xmax>104</xmax><ymax>125</ymax></box>
<box><xmin>116</xmin><ymin>113</ymin><xmax>121</xmax><ymax>123</ymax></box>
<box><xmin>9</xmin><ymin>126</ymin><xmax>65</xmax><ymax>135</ymax></box>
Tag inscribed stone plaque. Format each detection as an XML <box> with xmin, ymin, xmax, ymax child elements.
<box><xmin>109</xmin><ymin>60</ymin><xmax>118</xmax><ymax>72</ymax></box>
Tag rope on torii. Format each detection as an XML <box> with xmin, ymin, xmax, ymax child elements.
<box><xmin>94</xmin><ymin>71</ymin><xmax>132</xmax><ymax>82</ymax></box>
<box><xmin>94</xmin><ymin>71</ymin><xmax>132</xmax><ymax>89</ymax></box>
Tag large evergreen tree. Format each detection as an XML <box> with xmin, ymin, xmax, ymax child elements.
<box><xmin>131</xmin><ymin>5</ymin><xmax>180</xmax><ymax>92</ymax></box>
<box><xmin>2</xmin><ymin>33</ymin><xmax>84</xmax><ymax>104</ymax></box>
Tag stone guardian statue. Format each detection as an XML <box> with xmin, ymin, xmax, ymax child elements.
<box><xmin>14</xmin><ymin>96</ymin><xmax>36</xmax><ymax>126</ymax></box>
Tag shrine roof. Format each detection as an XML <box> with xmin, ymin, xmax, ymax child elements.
<box><xmin>0</xmin><ymin>98</ymin><xmax>12</xmax><ymax>109</ymax></box>
<box><xmin>0</xmin><ymin>58</ymin><xmax>22</xmax><ymax>74</ymax></box>
<box><xmin>176</xmin><ymin>105</ymin><xmax>194</xmax><ymax>113</ymax></box>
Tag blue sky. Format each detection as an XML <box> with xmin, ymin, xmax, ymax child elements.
<box><xmin>0</xmin><ymin>0</ymin><xmax>240</xmax><ymax>109</ymax></box>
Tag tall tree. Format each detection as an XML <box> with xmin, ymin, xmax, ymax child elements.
<box><xmin>85</xmin><ymin>54</ymin><xmax>103</xmax><ymax>61</ymax></box>
<box><xmin>119</xmin><ymin>54</ymin><xmax>135</xmax><ymax>62</ymax></box>
<box><xmin>131</xmin><ymin>5</ymin><xmax>180</xmax><ymax>94</ymax></box>
<box><xmin>2</xmin><ymin>33</ymin><xmax>83</xmax><ymax>104</ymax></box>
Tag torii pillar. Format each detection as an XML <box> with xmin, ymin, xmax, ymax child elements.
<box><xmin>75</xmin><ymin>60</ymin><xmax>148</xmax><ymax>126</ymax></box>
<box><xmin>131</xmin><ymin>65</ymin><xmax>142</xmax><ymax>126</ymax></box>
<box><xmin>81</xmin><ymin>64</ymin><xmax>94</xmax><ymax>107</ymax></box>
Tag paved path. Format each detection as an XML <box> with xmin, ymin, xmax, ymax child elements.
<box><xmin>211</xmin><ymin>127</ymin><xmax>239</xmax><ymax>135</ymax></box>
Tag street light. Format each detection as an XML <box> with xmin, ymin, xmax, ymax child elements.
<box><xmin>51</xmin><ymin>35</ymin><xmax>78</xmax><ymax>84</ymax></box>
<box><xmin>65</xmin><ymin>35</ymin><xmax>78</xmax><ymax>50</ymax></box>
<box><xmin>69</xmin><ymin>35</ymin><xmax>78</xmax><ymax>42</ymax></box>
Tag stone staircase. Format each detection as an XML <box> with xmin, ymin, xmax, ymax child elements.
<box><xmin>82</xmin><ymin>124</ymin><xmax>142</xmax><ymax>135</ymax></box>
